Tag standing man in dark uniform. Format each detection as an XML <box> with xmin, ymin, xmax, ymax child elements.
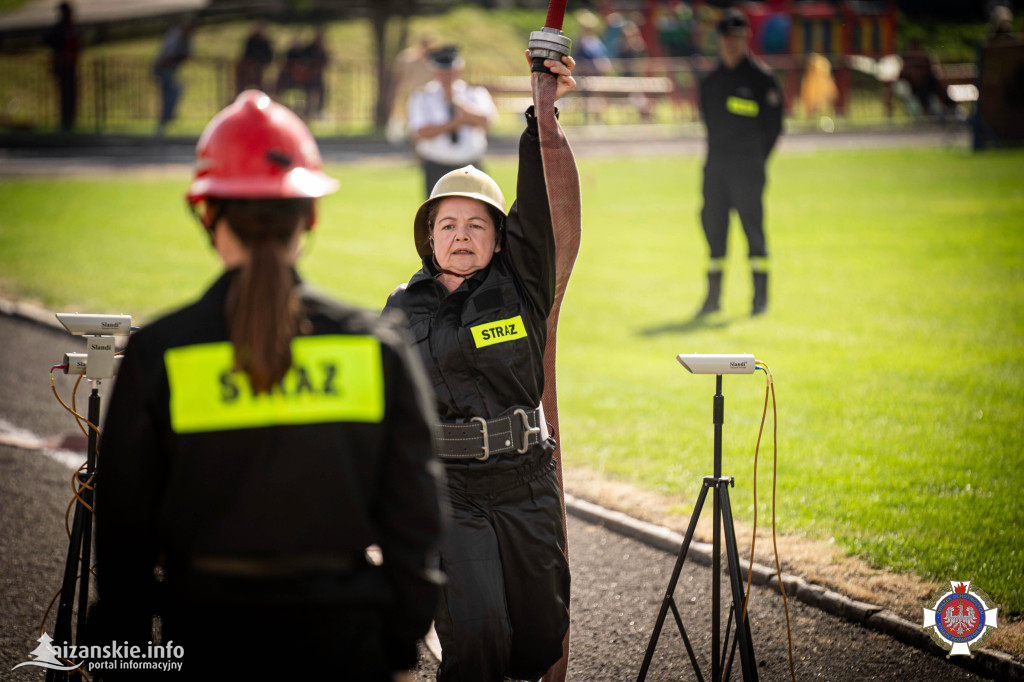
<box><xmin>696</xmin><ymin>8</ymin><xmax>783</xmax><ymax>316</ymax></box>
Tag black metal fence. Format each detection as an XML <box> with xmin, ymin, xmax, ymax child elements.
<box><xmin>0</xmin><ymin>53</ymin><xmax>383</xmax><ymax>135</ymax></box>
<box><xmin>0</xmin><ymin>52</ymin><xmax>913</xmax><ymax>136</ymax></box>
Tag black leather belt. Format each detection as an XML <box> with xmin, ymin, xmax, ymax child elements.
<box><xmin>436</xmin><ymin>405</ymin><xmax>547</xmax><ymax>461</ymax></box>
<box><xmin>190</xmin><ymin>553</ymin><xmax>361</xmax><ymax>578</ymax></box>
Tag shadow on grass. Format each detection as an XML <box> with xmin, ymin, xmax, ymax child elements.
<box><xmin>638</xmin><ymin>313</ymin><xmax>735</xmax><ymax>336</ymax></box>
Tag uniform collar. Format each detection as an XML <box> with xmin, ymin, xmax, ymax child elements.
<box><xmin>721</xmin><ymin>53</ymin><xmax>751</xmax><ymax>71</ymax></box>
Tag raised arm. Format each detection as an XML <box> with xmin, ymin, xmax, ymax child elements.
<box><xmin>531</xmin><ymin>53</ymin><xmax>580</xmax><ymax>302</ymax></box>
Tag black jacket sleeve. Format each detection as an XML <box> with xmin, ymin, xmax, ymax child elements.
<box><xmin>760</xmin><ymin>71</ymin><xmax>784</xmax><ymax>158</ymax></box>
<box><xmin>374</xmin><ymin>315</ymin><xmax>445</xmax><ymax>670</ymax></box>
<box><xmin>504</xmin><ymin>106</ymin><xmax>557</xmax><ymax>316</ymax></box>
<box><xmin>94</xmin><ymin>331</ymin><xmax>167</xmax><ymax>644</ymax></box>
<box><xmin>698</xmin><ymin>71</ymin><xmax>711</xmax><ymax>125</ymax></box>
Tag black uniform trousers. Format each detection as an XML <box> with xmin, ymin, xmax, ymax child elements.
<box><xmin>700</xmin><ymin>156</ymin><xmax>768</xmax><ymax>260</ymax></box>
<box><xmin>434</xmin><ymin>451</ymin><xmax>570</xmax><ymax>682</ymax></box>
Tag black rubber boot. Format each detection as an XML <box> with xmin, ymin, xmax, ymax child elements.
<box><xmin>697</xmin><ymin>271</ymin><xmax>723</xmax><ymax>316</ymax></box>
<box><xmin>752</xmin><ymin>271</ymin><xmax>768</xmax><ymax>316</ymax></box>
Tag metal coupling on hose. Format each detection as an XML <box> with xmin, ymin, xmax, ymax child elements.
<box><xmin>529</xmin><ymin>26</ymin><xmax>572</xmax><ymax>61</ymax></box>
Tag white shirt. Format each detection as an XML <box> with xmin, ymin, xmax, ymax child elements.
<box><xmin>407</xmin><ymin>79</ymin><xmax>497</xmax><ymax>165</ymax></box>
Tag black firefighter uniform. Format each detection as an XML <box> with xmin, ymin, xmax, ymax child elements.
<box><xmin>93</xmin><ymin>270</ymin><xmax>443</xmax><ymax>677</ymax></box>
<box><xmin>384</xmin><ymin>108</ymin><xmax>570</xmax><ymax>682</ymax></box>
<box><xmin>698</xmin><ymin>52</ymin><xmax>784</xmax><ymax>314</ymax></box>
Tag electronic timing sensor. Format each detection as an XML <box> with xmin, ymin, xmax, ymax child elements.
<box><xmin>56</xmin><ymin>313</ymin><xmax>132</xmax><ymax>336</ymax></box>
<box><xmin>677</xmin><ymin>354</ymin><xmax>756</xmax><ymax>375</ymax></box>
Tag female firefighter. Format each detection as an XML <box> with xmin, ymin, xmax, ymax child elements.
<box><xmin>383</xmin><ymin>53</ymin><xmax>577</xmax><ymax>681</ymax></box>
<box><xmin>93</xmin><ymin>90</ymin><xmax>443</xmax><ymax>680</ymax></box>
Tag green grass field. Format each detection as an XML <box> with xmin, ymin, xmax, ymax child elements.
<box><xmin>1</xmin><ymin>146</ymin><xmax>1022</xmax><ymax>619</ymax></box>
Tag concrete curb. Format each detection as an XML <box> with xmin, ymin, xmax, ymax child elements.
<box><xmin>0</xmin><ymin>297</ymin><xmax>67</xmax><ymax>332</ymax></box>
<box><xmin>563</xmin><ymin>493</ymin><xmax>1024</xmax><ymax>682</ymax></box>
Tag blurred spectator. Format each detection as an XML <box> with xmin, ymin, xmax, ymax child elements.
<box><xmin>799</xmin><ymin>53</ymin><xmax>838</xmax><ymax>117</ymax></box>
<box><xmin>897</xmin><ymin>38</ymin><xmax>951</xmax><ymax>119</ymax></box>
<box><xmin>275</xmin><ymin>34</ymin><xmax>307</xmax><ymax>98</ymax></box>
<box><xmin>406</xmin><ymin>46</ymin><xmax>497</xmax><ymax>198</ymax></box>
<box><xmin>275</xmin><ymin>32</ymin><xmax>326</xmax><ymax>118</ymax></box>
<box><xmin>573</xmin><ymin>11</ymin><xmax>613</xmax><ymax>76</ymax></box>
<box><xmin>657</xmin><ymin>2</ymin><xmax>697</xmax><ymax>58</ymax></box>
<box><xmin>986</xmin><ymin>4</ymin><xmax>1021</xmax><ymax>45</ymax></box>
<box><xmin>388</xmin><ymin>33</ymin><xmax>439</xmax><ymax>142</ymax></box>
<box><xmin>44</xmin><ymin>1</ymin><xmax>80</xmax><ymax>131</ymax></box>
<box><xmin>761</xmin><ymin>12</ymin><xmax>791</xmax><ymax>55</ymax></box>
<box><xmin>619</xmin><ymin>21</ymin><xmax>655</xmax><ymax>122</ymax></box>
<box><xmin>153</xmin><ymin>19</ymin><xmax>194</xmax><ymax>135</ymax></box>
<box><xmin>235</xmin><ymin>20</ymin><xmax>274</xmax><ymax>94</ymax></box>
<box><xmin>619</xmin><ymin>21</ymin><xmax>648</xmax><ymax>65</ymax></box>
<box><xmin>301</xmin><ymin>29</ymin><xmax>329</xmax><ymax>119</ymax></box>
<box><xmin>573</xmin><ymin>11</ymin><xmax>612</xmax><ymax>123</ymax></box>
<box><xmin>603</xmin><ymin>12</ymin><xmax>626</xmax><ymax>59</ymax></box>
<box><xmin>394</xmin><ymin>34</ymin><xmax>439</xmax><ymax>97</ymax></box>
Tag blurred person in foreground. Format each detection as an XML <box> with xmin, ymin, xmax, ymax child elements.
<box><xmin>92</xmin><ymin>90</ymin><xmax>443</xmax><ymax>680</ymax></box>
<box><xmin>696</xmin><ymin>8</ymin><xmax>783</xmax><ymax>317</ymax></box>
<box><xmin>384</xmin><ymin>52</ymin><xmax>577</xmax><ymax>681</ymax></box>
<box><xmin>407</xmin><ymin>45</ymin><xmax>497</xmax><ymax>198</ymax></box>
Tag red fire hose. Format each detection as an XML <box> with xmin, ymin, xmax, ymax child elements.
<box><xmin>530</xmin><ymin>2</ymin><xmax>581</xmax><ymax>680</ymax></box>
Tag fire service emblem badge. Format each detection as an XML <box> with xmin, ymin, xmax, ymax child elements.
<box><xmin>922</xmin><ymin>581</ymin><xmax>998</xmax><ymax>657</ymax></box>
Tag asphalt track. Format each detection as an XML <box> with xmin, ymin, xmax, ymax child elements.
<box><xmin>0</xmin><ymin>297</ymin><xmax>1009</xmax><ymax>681</ymax></box>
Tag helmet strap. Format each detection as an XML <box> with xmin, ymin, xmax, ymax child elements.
<box><xmin>189</xmin><ymin>200</ymin><xmax>229</xmax><ymax>247</ymax></box>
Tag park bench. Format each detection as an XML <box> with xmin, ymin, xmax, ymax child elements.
<box><xmin>936</xmin><ymin>62</ymin><xmax>978</xmax><ymax>104</ymax></box>
<box><xmin>484</xmin><ymin>74</ymin><xmax>675</xmax><ymax>118</ymax></box>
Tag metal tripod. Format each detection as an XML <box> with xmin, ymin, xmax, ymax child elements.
<box><xmin>637</xmin><ymin>374</ymin><xmax>758</xmax><ymax>682</ymax></box>
<box><xmin>47</xmin><ymin>386</ymin><xmax>101</xmax><ymax>682</ymax></box>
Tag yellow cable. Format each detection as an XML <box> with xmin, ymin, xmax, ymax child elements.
<box><xmin>50</xmin><ymin>370</ymin><xmax>99</xmax><ymax>437</ymax></box>
<box><xmin>768</xmin><ymin>368</ymin><xmax>797</xmax><ymax>682</ymax></box>
<box><xmin>47</xmin><ymin>368</ymin><xmax>102</xmax><ymax>680</ymax></box>
<box><xmin>744</xmin><ymin>361</ymin><xmax>796</xmax><ymax>682</ymax></box>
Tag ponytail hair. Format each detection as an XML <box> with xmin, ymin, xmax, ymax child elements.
<box><xmin>210</xmin><ymin>198</ymin><xmax>314</xmax><ymax>394</ymax></box>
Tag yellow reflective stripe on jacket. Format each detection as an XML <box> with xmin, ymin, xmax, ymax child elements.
<box><xmin>165</xmin><ymin>335</ymin><xmax>384</xmax><ymax>433</ymax></box>
<box><xmin>726</xmin><ymin>96</ymin><xmax>759</xmax><ymax>117</ymax></box>
<box><xmin>470</xmin><ymin>315</ymin><xmax>528</xmax><ymax>348</ymax></box>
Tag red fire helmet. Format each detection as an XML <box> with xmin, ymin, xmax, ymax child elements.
<box><xmin>186</xmin><ymin>90</ymin><xmax>338</xmax><ymax>204</ymax></box>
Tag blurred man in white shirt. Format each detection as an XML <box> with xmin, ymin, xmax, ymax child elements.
<box><xmin>407</xmin><ymin>46</ymin><xmax>497</xmax><ymax>197</ymax></box>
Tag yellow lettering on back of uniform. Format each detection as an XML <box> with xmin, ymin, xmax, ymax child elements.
<box><xmin>165</xmin><ymin>335</ymin><xmax>384</xmax><ymax>433</ymax></box>
<box><xmin>470</xmin><ymin>315</ymin><xmax>528</xmax><ymax>349</ymax></box>
<box><xmin>726</xmin><ymin>96</ymin><xmax>759</xmax><ymax>117</ymax></box>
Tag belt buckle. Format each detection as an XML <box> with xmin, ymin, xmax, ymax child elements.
<box><xmin>471</xmin><ymin>416</ymin><xmax>490</xmax><ymax>461</ymax></box>
<box><xmin>513</xmin><ymin>408</ymin><xmax>542</xmax><ymax>454</ymax></box>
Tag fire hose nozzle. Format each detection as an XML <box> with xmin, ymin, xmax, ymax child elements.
<box><xmin>529</xmin><ymin>27</ymin><xmax>572</xmax><ymax>61</ymax></box>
